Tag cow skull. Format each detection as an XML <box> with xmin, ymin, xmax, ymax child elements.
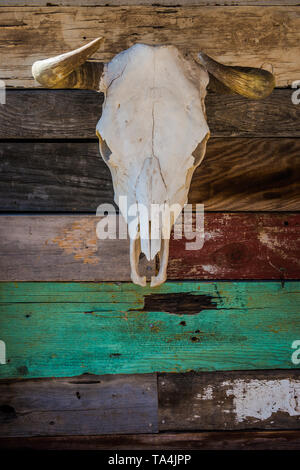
<box><xmin>32</xmin><ymin>38</ymin><xmax>275</xmax><ymax>286</ymax></box>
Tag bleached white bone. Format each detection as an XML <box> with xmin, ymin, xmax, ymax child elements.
<box><xmin>97</xmin><ymin>44</ymin><xmax>209</xmax><ymax>286</ymax></box>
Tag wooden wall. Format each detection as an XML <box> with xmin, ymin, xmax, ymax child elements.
<box><xmin>0</xmin><ymin>0</ymin><xmax>300</xmax><ymax>450</ymax></box>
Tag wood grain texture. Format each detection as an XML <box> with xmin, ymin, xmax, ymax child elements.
<box><xmin>3</xmin><ymin>1</ymin><xmax>300</xmax><ymax>6</ymax></box>
<box><xmin>169</xmin><ymin>213</ymin><xmax>300</xmax><ymax>279</ymax></box>
<box><xmin>189</xmin><ymin>138</ymin><xmax>300</xmax><ymax>210</ymax></box>
<box><xmin>0</xmin><ymin>89</ymin><xmax>299</xmax><ymax>139</ymax></box>
<box><xmin>0</xmin><ymin>281</ymin><xmax>299</xmax><ymax>378</ymax></box>
<box><xmin>0</xmin><ymin>215</ymin><xmax>155</xmax><ymax>281</ymax></box>
<box><xmin>158</xmin><ymin>370</ymin><xmax>300</xmax><ymax>431</ymax></box>
<box><xmin>1</xmin><ymin>431</ymin><xmax>300</xmax><ymax>450</ymax></box>
<box><xmin>0</xmin><ymin>213</ymin><xmax>299</xmax><ymax>281</ymax></box>
<box><xmin>0</xmin><ymin>6</ymin><xmax>299</xmax><ymax>87</ymax></box>
<box><xmin>1</xmin><ymin>138</ymin><xmax>299</xmax><ymax>212</ymax></box>
<box><xmin>0</xmin><ymin>373</ymin><xmax>157</xmax><ymax>437</ymax></box>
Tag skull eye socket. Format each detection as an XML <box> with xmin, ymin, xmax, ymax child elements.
<box><xmin>96</xmin><ymin>131</ymin><xmax>112</xmax><ymax>162</ymax></box>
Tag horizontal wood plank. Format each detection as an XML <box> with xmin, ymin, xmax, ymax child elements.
<box><xmin>3</xmin><ymin>2</ymin><xmax>300</xmax><ymax>6</ymax></box>
<box><xmin>0</xmin><ymin>6</ymin><xmax>299</xmax><ymax>87</ymax></box>
<box><xmin>0</xmin><ymin>89</ymin><xmax>299</xmax><ymax>139</ymax></box>
<box><xmin>189</xmin><ymin>138</ymin><xmax>300</xmax><ymax>210</ymax></box>
<box><xmin>1</xmin><ymin>138</ymin><xmax>299</xmax><ymax>212</ymax></box>
<box><xmin>0</xmin><ymin>213</ymin><xmax>299</xmax><ymax>281</ymax></box>
<box><xmin>0</xmin><ymin>373</ymin><xmax>157</xmax><ymax>437</ymax></box>
<box><xmin>0</xmin><ymin>281</ymin><xmax>299</xmax><ymax>378</ymax></box>
<box><xmin>159</xmin><ymin>370</ymin><xmax>300</xmax><ymax>431</ymax></box>
<box><xmin>1</xmin><ymin>431</ymin><xmax>300</xmax><ymax>450</ymax></box>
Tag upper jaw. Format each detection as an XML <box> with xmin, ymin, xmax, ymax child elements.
<box><xmin>130</xmin><ymin>232</ymin><xmax>170</xmax><ymax>288</ymax></box>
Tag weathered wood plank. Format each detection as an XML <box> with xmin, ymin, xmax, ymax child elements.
<box><xmin>158</xmin><ymin>370</ymin><xmax>300</xmax><ymax>431</ymax></box>
<box><xmin>0</xmin><ymin>89</ymin><xmax>299</xmax><ymax>139</ymax></box>
<box><xmin>0</xmin><ymin>373</ymin><xmax>157</xmax><ymax>437</ymax></box>
<box><xmin>0</xmin><ymin>213</ymin><xmax>299</xmax><ymax>281</ymax></box>
<box><xmin>0</xmin><ymin>215</ymin><xmax>155</xmax><ymax>281</ymax></box>
<box><xmin>1</xmin><ymin>138</ymin><xmax>299</xmax><ymax>211</ymax></box>
<box><xmin>189</xmin><ymin>138</ymin><xmax>300</xmax><ymax>210</ymax></box>
<box><xmin>0</xmin><ymin>281</ymin><xmax>299</xmax><ymax>378</ymax></box>
<box><xmin>169</xmin><ymin>213</ymin><xmax>300</xmax><ymax>279</ymax></box>
<box><xmin>3</xmin><ymin>1</ymin><xmax>300</xmax><ymax>6</ymax></box>
<box><xmin>0</xmin><ymin>6</ymin><xmax>299</xmax><ymax>87</ymax></box>
<box><xmin>1</xmin><ymin>431</ymin><xmax>300</xmax><ymax>450</ymax></box>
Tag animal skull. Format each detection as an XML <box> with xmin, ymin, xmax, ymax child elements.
<box><xmin>32</xmin><ymin>38</ymin><xmax>275</xmax><ymax>286</ymax></box>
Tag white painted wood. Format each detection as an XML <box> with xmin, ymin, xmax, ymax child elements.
<box><xmin>222</xmin><ymin>379</ymin><xmax>300</xmax><ymax>423</ymax></box>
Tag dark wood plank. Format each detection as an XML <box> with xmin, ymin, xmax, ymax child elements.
<box><xmin>0</xmin><ymin>213</ymin><xmax>299</xmax><ymax>281</ymax></box>
<box><xmin>0</xmin><ymin>90</ymin><xmax>102</xmax><ymax>140</ymax></box>
<box><xmin>0</xmin><ymin>6</ymin><xmax>299</xmax><ymax>87</ymax></box>
<box><xmin>0</xmin><ymin>141</ymin><xmax>112</xmax><ymax>212</ymax></box>
<box><xmin>190</xmin><ymin>138</ymin><xmax>300</xmax><ymax>210</ymax></box>
<box><xmin>0</xmin><ymin>281</ymin><xmax>299</xmax><ymax>378</ymax></box>
<box><xmin>0</xmin><ymin>374</ymin><xmax>157</xmax><ymax>437</ymax></box>
<box><xmin>1</xmin><ymin>138</ymin><xmax>299</xmax><ymax>211</ymax></box>
<box><xmin>0</xmin><ymin>89</ymin><xmax>299</xmax><ymax>139</ymax></box>
<box><xmin>206</xmin><ymin>91</ymin><xmax>300</xmax><ymax>139</ymax></box>
<box><xmin>1</xmin><ymin>431</ymin><xmax>300</xmax><ymax>450</ymax></box>
<box><xmin>158</xmin><ymin>370</ymin><xmax>300</xmax><ymax>431</ymax></box>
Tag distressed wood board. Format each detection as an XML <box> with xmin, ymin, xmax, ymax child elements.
<box><xmin>0</xmin><ymin>373</ymin><xmax>157</xmax><ymax>437</ymax></box>
<box><xmin>0</xmin><ymin>213</ymin><xmax>299</xmax><ymax>281</ymax></box>
<box><xmin>1</xmin><ymin>430</ymin><xmax>300</xmax><ymax>450</ymax></box>
<box><xmin>1</xmin><ymin>138</ymin><xmax>299</xmax><ymax>212</ymax></box>
<box><xmin>0</xmin><ymin>281</ymin><xmax>299</xmax><ymax>378</ymax></box>
<box><xmin>0</xmin><ymin>6</ymin><xmax>299</xmax><ymax>87</ymax></box>
<box><xmin>158</xmin><ymin>370</ymin><xmax>300</xmax><ymax>431</ymax></box>
<box><xmin>3</xmin><ymin>2</ymin><xmax>300</xmax><ymax>6</ymax></box>
<box><xmin>0</xmin><ymin>89</ymin><xmax>299</xmax><ymax>139</ymax></box>
<box><xmin>0</xmin><ymin>215</ymin><xmax>155</xmax><ymax>281</ymax></box>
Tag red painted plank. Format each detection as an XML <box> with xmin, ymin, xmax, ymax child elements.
<box><xmin>168</xmin><ymin>213</ymin><xmax>300</xmax><ymax>280</ymax></box>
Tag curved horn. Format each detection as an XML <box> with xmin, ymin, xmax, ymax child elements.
<box><xmin>32</xmin><ymin>37</ymin><xmax>103</xmax><ymax>89</ymax></box>
<box><xmin>198</xmin><ymin>52</ymin><xmax>275</xmax><ymax>99</ymax></box>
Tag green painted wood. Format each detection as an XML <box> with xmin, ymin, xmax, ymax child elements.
<box><xmin>0</xmin><ymin>282</ymin><xmax>299</xmax><ymax>379</ymax></box>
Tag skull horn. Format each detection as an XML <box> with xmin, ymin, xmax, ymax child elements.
<box><xmin>198</xmin><ymin>52</ymin><xmax>275</xmax><ymax>99</ymax></box>
<box><xmin>32</xmin><ymin>37</ymin><xmax>103</xmax><ymax>89</ymax></box>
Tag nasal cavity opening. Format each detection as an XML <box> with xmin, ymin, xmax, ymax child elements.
<box><xmin>96</xmin><ymin>130</ymin><xmax>112</xmax><ymax>162</ymax></box>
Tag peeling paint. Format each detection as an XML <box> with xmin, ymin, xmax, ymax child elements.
<box><xmin>258</xmin><ymin>230</ymin><xmax>300</xmax><ymax>265</ymax></box>
<box><xmin>202</xmin><ymin>265</ymin><xmax>219</xmax><ymax>275</ymax></box>
<box><xmin>204</xmin><ymin>230</ymin><xmax>222</xmax><ymax>241</ymax></box>
<box><xmin>197</xmin><ymin>385</ymin><xmax>213</xmax><ymax>400</ymax></box>
<box><xmin>223</xmin><ymin>379</ymin><xmax>300</xmax><ymax>422</ymax></box>
<box><xmin>52</xmin><ymin>218</ymin><xmax>100</xmax><ymax>264</ymax></box>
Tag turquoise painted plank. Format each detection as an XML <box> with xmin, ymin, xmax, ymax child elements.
<box><xmin>0</xmin><ymin>281</ymin><xmax>299</xmax><ymax>378</ymax></box>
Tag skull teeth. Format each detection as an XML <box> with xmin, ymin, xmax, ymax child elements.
<box><xmin>150</xmin><ymin>238</ymin><xmax>169</xmax><ymax>288</ymax></box>
<box><xmin>130</xmin><ymin>232</ymin><xmax>169</xmax><ymax>288</ymax></box>
<box><xmin>130</xmin><ymin>233</ymin><xmax>147</xmax><ymax>287</ymax></box>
